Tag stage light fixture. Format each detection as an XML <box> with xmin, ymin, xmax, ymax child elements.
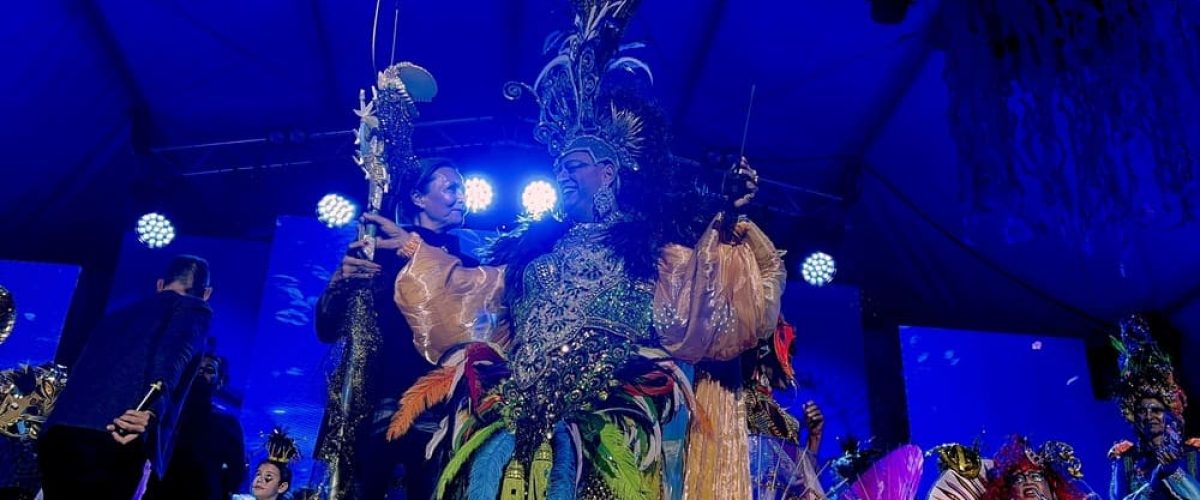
<box><xmin>464</xmin><ymin>177</ymin><xmax>494</xmax><ymax>213</ymax></box>
<box><xmin>801</xmin><ymin>251</ymin><xmax>836</xmax><ymax>286</ymax></box>
<box><xmin>316</xmin><ymin>194</ymin><xmax>356</xmax><ymax>228</ymax></box>
<box><xmin>136</xmin><ymin>212</ymin><xmax>176</xmax><ymax>249</ymax></box>
<box><xmin>521</xmin><ymin>180</ymin><xmax>557</xmax><ymax>219</ymax></box>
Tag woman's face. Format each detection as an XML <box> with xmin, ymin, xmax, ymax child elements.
<box><xmin>412</xmin><ymin>166</ymin><xmax>466</xmax><ymax>232</ymax></box>
<box><xmin>1008</xmin><ymin>469</ymin><xmax>1053</xmax><ymax>500</ymax></box>
<box><xmin>252</xmin><ymin>462</ymin><xmax>288</xmax><ymax>500</ymax></box>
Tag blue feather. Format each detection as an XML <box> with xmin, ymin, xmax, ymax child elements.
<box><xmin>548</xmin><ymin>423</ymin><xmax>578</xmax><ymax>500</ymax></box>
<box><xmin>467</xmin><ymin>430</ymin><xmax>515</xmax><ymax>500</ymax></box>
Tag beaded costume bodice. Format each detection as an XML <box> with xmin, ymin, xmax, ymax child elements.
<box><xmin>502</xmin><ymin>222</ymin><xmax>657</xmax><ymax>437</ymax></box>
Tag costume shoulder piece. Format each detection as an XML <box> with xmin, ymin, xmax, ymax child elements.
<box><xmin>929</xmin><ymin>442</ymin><xmax>986</xmax><ymax>479</ymax></box>
<box><xmin>927</xmin><ymin>442</ymin><xmax>991</xmax><ymax>500</ymax></box>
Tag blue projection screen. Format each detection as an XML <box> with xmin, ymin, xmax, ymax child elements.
<box><xmin>0</xmin><ymin>260</ymin><xmax>81</xmax><ymax>369</ymax></box>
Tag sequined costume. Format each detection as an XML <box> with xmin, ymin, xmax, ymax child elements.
<box><xmin>390</xmin><ymin>214</ymin><xmax>784</xmax><ymax>498</ymax></box>
<box><xmin>1109</xmin><ymin>441</ymin><xmax>1199</xmax><ymax>500</ymax></box>
<box><xmin>1107</xmin><ymin>315</ymin><xmax>1200</xmax><ymax>500</ymax></box>
<box><xmin>386</xmin><ymin>1</ymin><xmax>784</xmax><ymax>497</ymax></box>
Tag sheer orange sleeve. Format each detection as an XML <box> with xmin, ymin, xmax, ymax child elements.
<box><xmin>654</xmin><ymin>215</ymin><xmax>786</xmax><ymax>362</ymax></box>
<box><xmin>393</xmin><ymin>240</ymin><xmax>510</xmax><ymax>364</ymax></box>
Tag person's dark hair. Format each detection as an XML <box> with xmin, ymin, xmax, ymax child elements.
<box><xmin>161</xmin><ymin>255</ymin><xmax>210</xmax><ymax>297</ymax></box>
<box><xmin>202</xmin><ymin>353</ymin><xmax>228</xmax><ymax>385</ymax></box>
<box><xmin>395</xmin><ymin>157</ymin><xmax>460</xmax><ymax>222</ymax></box>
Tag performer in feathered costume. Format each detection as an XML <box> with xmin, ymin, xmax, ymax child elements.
<box><xmin>977</xmin><ymin>437</ymin><xmax>1088</xmax><ymax>500</ymax></box>
<box><xmin>926</xmin><ymin>438</ymin><xmax>1090</xmax><ymax>500</ymax></box>
<box><xmin>381</xmin><ymin>1</ymin><xmax>785</xmax><ymax>498</ymax></box>
<box><xmin>1107</xmin><ymin>315</ymin><xmax>1200</xmax><ymax>499</ymax></box>
<box><xmin>743</xmin><ymin>317</ymin><xmax>826</xmax><ymax>500</ymax></box>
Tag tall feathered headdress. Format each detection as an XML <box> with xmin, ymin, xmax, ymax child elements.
<box><xmin>504</xmin><ymin>0</ymin><xmax>652</xmax><ymax>173</ymax></box>
<box><xmin>264</xmin><ymin>427</ymin><xmax>301</xmax><ymax>464</ymax></box>
<box><xmin>1110</xmin><ymin>314</ymin><xmax>1186</xmax><ymax>423</ymax></box>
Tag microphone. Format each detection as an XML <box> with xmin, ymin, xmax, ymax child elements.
<box><xmin>115</xmin><ymin>380</ymin><xmax>164</xmax><ymax>436</ymax></box>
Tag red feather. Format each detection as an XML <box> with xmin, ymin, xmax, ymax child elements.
<box><xmin>774</xmin><ymin>317</ymin><xmax>797</xmax><ymax>381</ymax></box>
<box><xmin>462</xmin><ymin>342</ymin><xmax>507</xmax><ymax>407</ymax></box>
<box><xmin>622</xmin><ymin>371</ymin><xmax>674</xmax><ymax>397</ymax></box>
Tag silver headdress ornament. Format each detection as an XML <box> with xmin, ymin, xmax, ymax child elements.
<box><xmin>504</xmin><ymin>0</ymin><xmax>653</xmax><ymax>172</ymax></box>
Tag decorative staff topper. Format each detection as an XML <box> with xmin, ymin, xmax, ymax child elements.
<box><xmin>351</xmin><ymin>62</ymin><xmax>438</xmax><ymax>260</ymax></box>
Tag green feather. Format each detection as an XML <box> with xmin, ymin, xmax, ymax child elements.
<box><xmin>435</xmin><ymin>420</ymin><xmax>505</xmax><ymax>499</ymax></box>
<box><xmin>596</xmin><ymin>422</ymin><xmax>647</xmax><ymax>500</ymax></box>
<box><xmin>1110</xmin><ymin>336</ymin><xmax>1128</xmax><ymax>356</ymax></box>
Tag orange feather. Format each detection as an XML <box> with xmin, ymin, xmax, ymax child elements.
<box><xmin>386</xmin><ymin>365</ymin><xmax>459</xmax><ymax>441</ymax></box>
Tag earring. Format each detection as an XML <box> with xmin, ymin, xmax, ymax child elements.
<box><xmin>593</xmin><ymin>184</ymin><xmax>617</xmax><ymax>221</ymax></box>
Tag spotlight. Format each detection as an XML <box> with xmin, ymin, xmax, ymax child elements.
<box><xmin>316</xmin><ymin>194</ymin><xmax>356</xmax><ymax>228</ymax></box>
<box><xmin>521</xmin><ymin>180</ymin><xmax>557</xmax><ymax>219</ymax></box>
<box><xmin>464</xmin><ymin>177</ymin><xmax>494</xmax><ymax>213</ymax></box>
<box><xmin>136</xmin><ymin>213</ymin><xmax>176</xmax><ymax>249</ymax></box>
<box><xmin>801</xmin><ymin>251</ymin><xmax>836</xmax><ymax>286</ymax></box>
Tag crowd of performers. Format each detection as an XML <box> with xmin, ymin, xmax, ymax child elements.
<box><xmin>0</xmin><ymin>0</ymin><xmax>1198</xmax><ymax>499</ymax></box>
